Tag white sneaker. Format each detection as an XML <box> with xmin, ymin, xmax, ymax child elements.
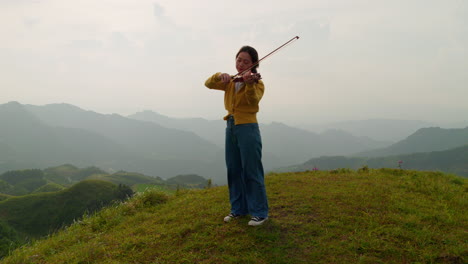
<box><xmin>248</xmin><ymin>216</ymin><xmax>268</xmax><ymax>226</ymax></box>
<box><xmin>224</xmin><ymin>213</ymin><xmax>241</xmax><ymax>223</ymax></box>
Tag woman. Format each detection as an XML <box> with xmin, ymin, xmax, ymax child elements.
<box><xmin>204</xmin><ymin>46</ymin><xmax>269</xmax><ymax>226</ymax></box>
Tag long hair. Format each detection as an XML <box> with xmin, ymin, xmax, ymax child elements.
<box><xmin>236</xmin><ymin>46</ymin><xmax>259</xmax><ymax>73</ymax></box>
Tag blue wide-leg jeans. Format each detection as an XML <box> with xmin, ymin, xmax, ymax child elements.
<box><xmin>225</xmin><ymin>116</ymin><xmax>268</xmax><ymax>218</ymax></box>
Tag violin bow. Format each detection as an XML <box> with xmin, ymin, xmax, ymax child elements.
<box><xmin>231</xmin><ymin>36</ymin><xmax>300</xmax><ymax>80</ymax></box>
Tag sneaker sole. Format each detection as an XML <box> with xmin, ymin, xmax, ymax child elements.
<box><xmin>248</xmin><ymin>217</ymin><xmax>268</xmax><ymax>226</ymax></box>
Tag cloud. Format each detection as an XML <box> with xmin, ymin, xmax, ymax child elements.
<box><xmin>153</xmin><ymin>2</ymin><xmax>165</xmax><ymax>18</ymax></box>
<box><xmin>0</xmin><ymin>0</ymin><xmax>466</xmax><ymax>124</ymax></box>
<box><xmin>23</xmin><ymin>17</ymin><xmax>40</xmax><ymax>28</ymax></box>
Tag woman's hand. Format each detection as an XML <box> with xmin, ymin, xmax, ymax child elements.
<box><xmin>242</xmin><ymin>71</ymin><xmax>261</xmax><ymax>84</ymax></box>
<box><xmin>219</xmin><ymin>73</ymin><xmax>231</xmax><ymax>84</ymax></box>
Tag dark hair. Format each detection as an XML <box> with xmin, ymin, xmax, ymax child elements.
<box><xmin>236</xmin><ymin>46</ymin><xmax>259</xmax><ymax>73</ymax></box>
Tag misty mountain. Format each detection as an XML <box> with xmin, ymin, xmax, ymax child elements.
<box><xmin>275</xmin><ymin>145</ymin><xmax>468</xmax><ymax>178</ymax></box>
<box><xmin>0</xmin><ymin>102</ymin><xmax>225</xmax><ymax>182</ymax></box>
<box><xmin>25</xmin><ymin>103</ymin><xmax>221</xmax><ymax>162</ymax></box>
<box><xmin>0</xmin><ymin>101</ymin><xmax>131</xmax><ymax>169</ymax></box>
<box><xmin>5</xmin><ymin>102</ymin><xmax>457</xmax><ymax>185</ymax></box>
<box><xmin>129</xmin><ymin>110</ymin><xmax>225</xmax><ymax>147</ymax></box>
<box><xmin>261</xmin><ymin>122</ymin><xmax>390</xmax><ymax>165</ymax></box>
<box><xmin>24</xmin><ymin>103</ymin><xmax>227</xmax><ymax>180</ymax></box>
<box><xmin>299</xmin><ymin>119</ymin><xmax>438</xmax><ymax>142</ymax></box>
<box><xmin>355</xmin><ymin>126</ymin><xmax>468</xmax><ymax>157</ymax></box>
<box><xmin>128</xmin><ymin>110</ymin><xmax>391</xmax><ymax>166</ymax></box>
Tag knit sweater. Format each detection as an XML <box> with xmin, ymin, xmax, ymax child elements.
<box><xmin>205</xmin><ymin>72</ymin><xmax>265</xmax><ymax>125</ymax></box>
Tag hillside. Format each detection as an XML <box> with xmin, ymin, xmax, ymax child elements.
<box><xmin>356</xmin><ymin>126</ymin><xmax>468</xmax><ymax>157</ymax></box>
<box><xmin>276</xmin><ymin>145</ymin><xmax>468</xmax><ymax>177</ymax></box>
<box><xmin>0</xmin><ymin>164</ymin><xmax>212</xmax><ymax>258</ymax></box>
<box><xmin>2</xmin><ymin>170</ymin><xmax>466</xmax><ymax>263</ymax></box>
<box><xmin>0</xmin><ymin>180</ymin><xmax>130</xmax><ymax>238</ymax></box>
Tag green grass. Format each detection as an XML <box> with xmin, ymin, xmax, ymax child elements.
<box><xmin>133</xmin><ymin>183</ymin><xmax>175</xmax><ymax>194</ymax></box>
<box><xmin>2</xmin><ymin>169</ymin><xmax>467</xmax><ymax>264</ymax></box>
<box><xmin>0</xmin><ymin>193</ymin><xmax>12</xmax><ymax>202</ymax></box>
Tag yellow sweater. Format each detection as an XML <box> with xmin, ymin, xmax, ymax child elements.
<box><xmin>205</xmin><ymin>72</ymin><xmax>265</xmax><ymax>125</ymax></box>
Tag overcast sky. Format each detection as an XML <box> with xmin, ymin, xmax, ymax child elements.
<box><xmin>1</xmin><ymin>0</ymin><xmax>467</xmax><ymax>126</ymax></box>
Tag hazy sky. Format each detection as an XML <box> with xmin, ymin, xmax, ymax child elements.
<box><xmin>1</xmin><ymin>0</ymin><xmax>467</xmax><ymax>126</ymax></box>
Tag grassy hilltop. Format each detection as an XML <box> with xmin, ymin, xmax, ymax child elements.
<box><xmin>2</xmin><ymin>169</ymin><xmax>467</xmax><ymax>264</ymax></box>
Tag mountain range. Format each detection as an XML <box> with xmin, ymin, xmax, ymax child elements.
<box><xmin>299</xmin><ymin>119</ymin><xmax>439</xmax><ymax>142</ymax></box>
<box><xmin>355</xmin><ymin>126</ymin><xmax>468</xmax><ymax>157</ymax></box>
<box><xmin>1</xmin><ymin>101</ymin><xmax>467</xmax><ymax>183</ymax></box>
<box><xmin>128</xmin><ymin>110</ymin><xmax>391</xmax><ymax>166</ymax></box>
<box><xmin>276</xmin><ymin>145</ymin><xmax>468</xmax><ymax>177</ymax></box>
<box><xmin>1</xmin><ymin>102</ymin><xmax>225</xmax><ymax>182</ymax></box>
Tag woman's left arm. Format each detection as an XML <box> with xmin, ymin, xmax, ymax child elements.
<box><xmin>244</xmin><ymin>80</ymin><xmax>264</xmax><ymax>104</ymax></box>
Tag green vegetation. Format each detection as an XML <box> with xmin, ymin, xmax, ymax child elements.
<box><xmin>0</xmin><ymin>180</ymin><xmax>134</xmax><ymax>258</ymax></box>
<box><xmin>165</xmin><ymin>174</ymin><xmax>209</xmax><ymax>188</ymax></box>
<box><xmin>279</xmin><ymin>145</ymin><xmax>468</xmax><ymax>177</ymax></box>
<box><xmin>0</xmin><ymin>165</ymin><xmax>202</xmax><ymax>197</ymax></box>
<box><xmin>0</xmin><ymin>193</ymin><xmax>12</xmax><ymax>202</ymax></box>
<box><xmin>0</xmin><ymin>180</ymin><xmax>132</xmax><ymax>237</ymax></box>
<box><xmin>0</xmin><ymin>220</ymin><xmax>21</xmax><ymax>258</ymax></box>
<box><xmin>43</xmin><ymin>164</ymin><xmax>107</xmax><ymax>185</ymax></box>
<box><xmin>0</xmin><ymin>169</ymin><xmax>47</xmax><ymax>196</ymax></box>
<box><xmin>0</xmin><ymin>164</ymin><xmax>210</xmax><ymax>259</ymax></box>
<box><xmin>2</xmin><ymin>169</ymin><xmax>466</xmax><ymax>263</ymax></box>
<box><xmin>87</xmin><ymin>171</ymin><xmax>165</xmax><ymax>187</ymax></box>
<box><xmin>134</xmin><ymin>183</ymin><xmax>176</xmax><ymax>195</ymax></box>
<box><xmin>31</xmin><ymin>182</ymin><xmax>65</xmax><ymax>194</ymax></box>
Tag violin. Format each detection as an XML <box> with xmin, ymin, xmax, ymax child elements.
<box><xmin>232</xmin><ymin>73</ymin><xmax>262</xmax><ymax>83</ymax></box>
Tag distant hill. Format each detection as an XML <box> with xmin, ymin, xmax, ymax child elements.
<box><xmin>43</xmin><ymin>164</ymin><xmax>107</xmax><ymax>185</ymax></box>
<box><xmin>261</xmin><ymin>122</ymin><xmax>390</xmax><ymax>166</ymax></box>
<box><xmin>0</xmin><ymin>180</ymin><xmax>129</xmax><ymax>238</ymax></box>
<box><xmin>0</xmin><ymin>169</ymin><xmax>47</xmax><ymax>196</ymax></box>
<box><xmin>129</xmin><ymin>110</ymin><xmax>225</xmax><ymax>147</ymax></box>
<box><xmin>0</xmin><ymin>164</ymin><xmax>208</xmax><ymax>197</ymax></box>
<box><xmin>165</xmin><ymin>174</ymin><xmax>209</xmax><ymax>188</ymax></box>
<box><xmin>1</xmin><ymin>170</ymin><xmax>466</xmax><ymax>263</ymax></box>
<box><xmin>2</xmin><ymin>102</ymin><xmax>464</xmax><ymax>185</ymax></box>
<box><xmin>87</xmin><ymin>171</ymin><xmax>165</xmax><ymax>186</ymax></box>
<box><xmin>0</xmin><ymin>102</ymin><xmax>225</xmax><ymax>182</ymax></box>
<box><xmin>356</xmin><ymin>127</ymin><xmax>468</xmax><ymax>157</ymax></box>
<box><xmin>31</xmin><ymin>182</ymin><xmax>65</xmax><ymax>194</ymax></box>
<box><xmin>0</xmin><ymin>102</ymin><xmax>136</xmax><ymax>173</ymax></box>
<box><xmin>129</xmin><ymin>110</ymin><xmax>391</xmax><ymax>168</ymax></box>
<box><xmin>25</xmin><ymin>103</ymin><xmax>220</xmax><ymax>162</ymax></box>
<box><xmin>0</xmin><ymin>102</ymin><xmax>395</xmax><ymax>184</ymax></box>
<box><xmin>300</xmin><ymin>118</ymin><xmax>438</xmax><ymax>142</ymax></box>
<box><xmin>276</xmin><ymin>145</ymin><xmax>468</xmax><ymax>177</ymax></box>
<box><xmin>0</xmin><ymin>165</ymin><xmax>111</xmax><ymax>196</ymax></box>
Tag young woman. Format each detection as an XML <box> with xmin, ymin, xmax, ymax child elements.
<box><xmin>204</xmin><ymin>46</ymin><xmax>269</xmax><ymax>226</ymax></box>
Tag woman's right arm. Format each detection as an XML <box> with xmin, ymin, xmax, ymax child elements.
<box><xmin>205</xmin><ymin>72</ymin><xmax>230</xmax><ymax>91</ymax></box>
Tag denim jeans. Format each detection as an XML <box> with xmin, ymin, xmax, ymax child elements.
<box><xmin>225</xmin><ymin>116</ymin><xmax>268</xmax><ymax>218</ymax></box>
